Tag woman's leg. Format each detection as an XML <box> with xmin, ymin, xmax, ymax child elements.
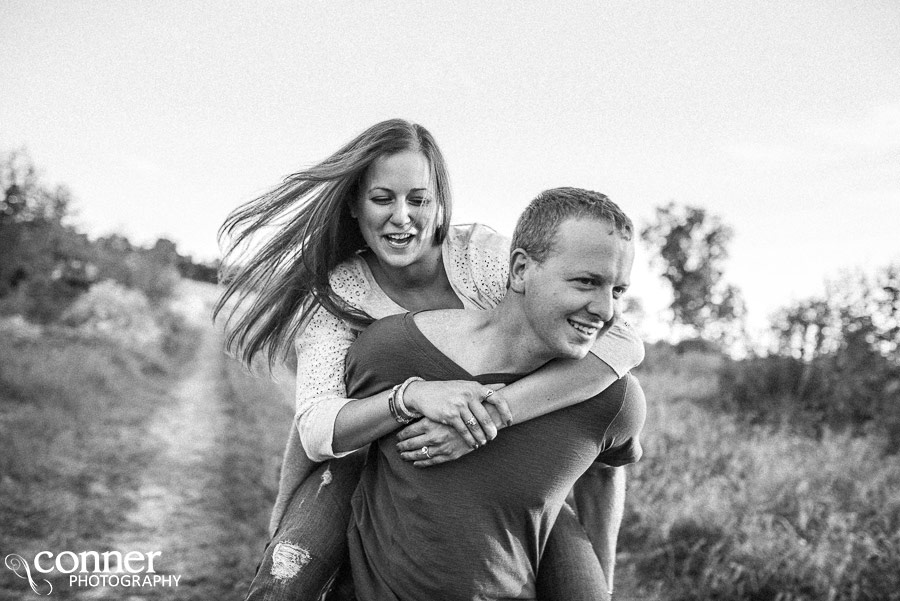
<box><xmin>536</xmin><ymin>501</ymin><xmax>610</xmax><ymax>601</ymax></box>
<box><xmin>245</xmin><ymin>451</ymin><xmax>366</xmax><ymax>601</ymax></box>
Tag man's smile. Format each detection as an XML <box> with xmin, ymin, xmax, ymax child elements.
<box><xmin>567</xmin><ymin>319</ymin><xmax>600</xmax><ymax>337</ymax></box>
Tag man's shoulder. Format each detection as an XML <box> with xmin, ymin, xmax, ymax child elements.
<box><xmin>353</xmin><ymin>313</ymin><xmax>409</xmax><ymax>348</ymax></box>
<box><xmin>412</xmin><ymin>308</ymin><xmax>472</xmax><ymax>337</ymax></box>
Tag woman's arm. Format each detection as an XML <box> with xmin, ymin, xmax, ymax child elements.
<box><xmin>296</xmin><ymin>306</ymin><xmax>510</xmax><ymax>459</ymax></box>
<box><xmin>293</xmin><ymin>305</ymin><xmax>360</xmax><ymax>461</ymax></box>
<box><xmin>395</xmin><ymin>315</ymin><xmax>643</xmax><ymax>465</ymax></box>
<box><xmin>395</xmin><ymin>353</ymin><xmax>615</xmax><ymax>465</ymax></box>
<box><xmin>496</xmin><ymin>353</ymin><xmax>617</xmax><ymax>424</ymax></box>
<box><xmin>333</xmin><ymin>380</ymin><xmax>508</xmax><ymax>454</ymax></box>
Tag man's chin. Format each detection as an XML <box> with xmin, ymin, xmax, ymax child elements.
<box><xmin>559</xmin><ymin>342</ymin><xmax>594</xmax><ymax>361</ymax></box>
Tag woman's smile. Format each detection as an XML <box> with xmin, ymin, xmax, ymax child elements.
<box><xmin>383</xmin><ymin>232</ymin><xmax>416</xmax><ymax>248</ymax></box>
<box><xmin>354</xmin><ymin>150</ymin><xmax>441</xmax><ymax>272</ymax></box>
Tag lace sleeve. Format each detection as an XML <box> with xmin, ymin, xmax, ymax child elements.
<box><xmin>294</xmin><ymin>304</ymin><xmax>359</xmax><ymax>461</ymax></box>
<box><xmin>589</xmin><ymin>318</ymin><xmax>645</xmax><ymax>377</ymax></box>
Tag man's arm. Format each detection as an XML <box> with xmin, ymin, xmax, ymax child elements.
<box><xmin>572</xmin><ymin>463</ymin><xmax>626</xmax><ymax>594</ymax></box>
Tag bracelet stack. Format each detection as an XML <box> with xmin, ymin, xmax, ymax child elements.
<box><xmin>389</xmin><ymin>377</ymin><xmax>424</xmax><ymax>424</ymax></box>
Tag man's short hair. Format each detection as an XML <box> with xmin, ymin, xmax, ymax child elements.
<box><xmin>511</xmin><ymin>187</ymin><xmax>633</xmax><ymax>263</ymax></box>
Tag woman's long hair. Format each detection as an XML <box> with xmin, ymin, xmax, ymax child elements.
<box><xmin>214</xmin><ymin>119</ymin><xmax>453</xmax><ymax>369</ymax></box>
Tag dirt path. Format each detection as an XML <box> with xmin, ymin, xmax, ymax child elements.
<box><xmin>70</xmin><ymin>282</ymin><xmax>293</xmax><ymax>601</ymax></box>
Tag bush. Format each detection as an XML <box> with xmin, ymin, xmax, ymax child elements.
<box><xmin>61</xmin><ymin>280</ymin><xmax>165</xmax><ymax>349</ymax></box>
<box><xmin>720</xmin><ymin>353</ymin><xmax>900</xmax><ymax>447</ymax></box>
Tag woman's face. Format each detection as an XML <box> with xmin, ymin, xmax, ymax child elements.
<box><xmin>353</xmin><ymin>150</ymin><xmax>441</xmax><ymax>272</ymax></box>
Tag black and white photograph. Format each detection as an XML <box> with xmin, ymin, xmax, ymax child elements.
<box><xmin>2</xmin><ymin>2</ymin><xmax>899</xmax><ymax>600</ymax></box>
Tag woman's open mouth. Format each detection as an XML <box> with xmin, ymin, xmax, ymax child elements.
<box><xmin>383</xmin><ymin>233</ymin><xmax>415</xmax><ymax>248</ymax></box>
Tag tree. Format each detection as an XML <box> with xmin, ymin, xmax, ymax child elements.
<box><xmin>641</xmin><ymin>202</ymin><xmax>745</xmax><ymax>345</ymax></box>
<box><xmin>0</xmin><ymin>149</ymin><xmax>88</xmax><ymax>319</ymax></box>
<box><xmin>723</xmin><ymin>264</ymin><xmax>900</xmax><ymax>451</ymax></box>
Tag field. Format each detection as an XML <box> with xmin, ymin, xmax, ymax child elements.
<box><xmin>1</xmin><ymin>281</ymin><xmax>898</xmax><ymax>600</ymax></box>
<box><xmin>0</xmin><ymin>281</ymin><xmax>294</xmax><ymax>600</ymax></box>
<box><xmin>618</xmin><ymin>351</ymin><xmax>900</xmax><ymax>601</ymax></box>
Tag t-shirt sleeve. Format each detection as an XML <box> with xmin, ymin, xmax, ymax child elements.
<box><xmin>589</xmin><ymin>318</ymin><xmax>645</xmax><ymax>377</ymax></box>
<box><xmin>595</xmin><ymin>373</ymin><xmax>647</xmax><ymax>467</ymax></box>
<box><xmin>294</xmin><ymin>304</ymin><xmax>359</xmax><ymax>461</ymax></box>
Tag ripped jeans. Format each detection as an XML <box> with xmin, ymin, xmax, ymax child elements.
<box><xmin>245</xmin><ymin>449</ymin><xmax>609</xmax><ymax>601</ymax></box>
<box><xmin>246</xmin><ymin>451</ymin><xmax>366</xmax><ymax>601</ymax></box>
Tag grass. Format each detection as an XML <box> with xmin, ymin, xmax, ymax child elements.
<box><xmin>0</xmin><ymin>286</ymin><xmax>294</xmax><ymax>600</ymax></box>
<box><xmin>4</xmin><ymin>304</ymin><xmax>898</xmax><ymax>600</ymax></box>
<box><xmin>0</xmin><ymin>328</ymin><xmax>193</xmax><ymax>597</ymax></box>
<box><xmin>619</xmin><ymin>350</ymin><xmax>900</xmax><ymax>601</ymax></box>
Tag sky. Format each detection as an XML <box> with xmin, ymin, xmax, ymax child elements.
<box><xmin>2</xmin><ymin>1</ymin><xmax>899</xmax><ymax>341</ymax></box>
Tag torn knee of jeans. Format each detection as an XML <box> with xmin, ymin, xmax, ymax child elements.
<box><xmin>270</xmin><ymin>541</ymin><xmax>312</xmax><ymax>580</ymax></box>
<box><xmin>317</xmin><ymin>465</ymin><xmax>333</xmax><ymax>495</ymax></box>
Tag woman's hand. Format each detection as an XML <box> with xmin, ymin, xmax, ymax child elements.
<box><xmin>402</xmin><ymin>381</ymin><xmax>509</xmax><ymax>449</ymax></box>
<box><xmin>395</xmin><ymin>418</ymin><xmax>471</xmax><ymax>467</ymax></box>
<box><xmin>396</xmin><ymin>401</ymin><xmax>507</xmax><ymax>467</ymax></box>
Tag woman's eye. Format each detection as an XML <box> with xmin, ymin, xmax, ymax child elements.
<box><xmin>370</xmin><ymin>196</ymin><xmax>391</xmax><ymax>204</ymax></box>
<box><xmin>409</xmin><ymin>196</ymin><xmax>429</xmax><ymax>206</ymax></box>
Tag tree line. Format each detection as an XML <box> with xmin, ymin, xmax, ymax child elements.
<box><xmin>642</xmin><ymin>201</ymin><xmax>900</xmax><ymax>453</ymax></box>
<box><xmin>0</xmin><ymin>149</ymin><xmax>218</xmax><ymax>323</ymax></box>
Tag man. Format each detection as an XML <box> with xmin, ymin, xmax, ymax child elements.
<box><xmin>344</xmin><ymin>187</ymin><xmax>646</xmax><ymax>600</ymax></box>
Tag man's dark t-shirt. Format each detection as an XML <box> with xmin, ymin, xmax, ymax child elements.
<box><xmin>344</xmin><ymin>312</ymin><xmax>645</xmax><ymax>601</ymax></box>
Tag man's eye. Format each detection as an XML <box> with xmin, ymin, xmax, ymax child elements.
<box><xmin>613</xmin><ymin>288</ymin><xmax>627</xmax><ymax>299</ymax></box>
<box><xmin>574</xmin><ymin>278</ymin><xmax>594</xmax><ymax>286</ymax></box>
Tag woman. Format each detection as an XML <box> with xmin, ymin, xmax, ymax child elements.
<box><xmin>215</xmin><ymin>119</ymin><xmax>643</xmax><ymax>600</ymax></box>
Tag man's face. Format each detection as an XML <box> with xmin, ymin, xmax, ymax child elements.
<box><xmin>517</xmin><ymin>217</ymin><xmax>635</xmax><ymax>362</ymax></box>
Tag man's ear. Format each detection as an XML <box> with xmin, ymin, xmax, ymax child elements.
<box><xmin>508</xmin><ymin>248</ymin><xmax>531</xmax><ymax>294</ymax></box>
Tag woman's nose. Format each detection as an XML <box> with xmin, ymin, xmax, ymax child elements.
<box><xmin>390</xmin><ymin>201</ymin><xmax>410</xmax><ymax>226</ymax></box>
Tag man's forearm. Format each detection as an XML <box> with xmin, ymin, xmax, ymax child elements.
<box><xmin>572</xmin><ymin>464</ymin><xmax>626</xmax><ymax>593</ymax></box>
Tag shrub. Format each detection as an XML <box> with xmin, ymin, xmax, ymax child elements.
<box><xmin>61</xmin><ymin>280</ymin><xmax>164</xmax><ymax>349</ymax></box>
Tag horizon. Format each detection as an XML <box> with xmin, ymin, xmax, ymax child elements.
<box><xmin>3</xmin><ymin>2</ymin><xmax>898</xmax><ymax>340</ymax></box>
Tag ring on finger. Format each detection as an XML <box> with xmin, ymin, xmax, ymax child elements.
<box><xmin>483</xmin><ymin>389</ymin><xmax>494</xmax><ymax>401</ymax></box>
<box><xmin>465</xmin><ymin>417</ymin><xmax>478</xmax><ymax>428</ymax></box>
<box><xmin>421</xmin><ymin>446</ymin><xmax>431</xmax><ymax>459</ymax></box>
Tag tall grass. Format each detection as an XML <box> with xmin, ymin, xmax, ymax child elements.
<box><xmin>621</xmin><ymin>349</ymin><xmax>900</xmax><ymax>601</ymax></box>
<box><xmin>0</xmin><ymin>317</ymin><xmax>196</xmax><ymax>597</ymax></box>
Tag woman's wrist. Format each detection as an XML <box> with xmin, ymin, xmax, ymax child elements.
<box><xmin>388</xmin><ymin>377</ymin><xmax>423</xmax><ymax>424</ymax></box>
<box><xmin>400</xmin><ymin>379</ymin><xmax>423</xmax><ymax>414</ymax></box>
<box><xmin>396</xmin><ymin>377</ymin><xmax>423</xmax><ymax>418</ymax></box>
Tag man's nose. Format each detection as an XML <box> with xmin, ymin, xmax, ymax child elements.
<box><xmin>587</xmin><ymin>291</ymin><xmax>614</xmax><ymax>324</ymax></box>
<box><xmin>390</xmin><ymin>200</ymin><xmax>411</xmax><ymax>226</ymax></box>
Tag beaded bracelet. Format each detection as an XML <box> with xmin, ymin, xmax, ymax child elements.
<box><xmin>395</xmin><ymin>377</ymin><xmax>424</xmax><ymax>420</ymax></box>
<box><xmin>387</xmin><ymin>383</ymin><xmax>409</xmax><ymax>424</ymax></box>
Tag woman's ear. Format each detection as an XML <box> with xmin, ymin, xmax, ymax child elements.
<box><xmin>508</xmin><ymin>248</ymin><xmax>530</xmax><ymax>294</ymax></box>
<box><xmin>349</xmin><ymin>201</ymin><xmax>358</xmax><ymax>219</ymax></box>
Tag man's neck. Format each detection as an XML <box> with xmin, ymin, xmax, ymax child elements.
<box><xmin>414</xmin><ymin>302</ymin><xmax>551</xmax><ymax>376</ymax></box>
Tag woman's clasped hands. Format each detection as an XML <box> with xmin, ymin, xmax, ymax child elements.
<box><xmin>396</xmin><ymin>381</ymin><xmax>508</xmax><ymax>466</ymax></box>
